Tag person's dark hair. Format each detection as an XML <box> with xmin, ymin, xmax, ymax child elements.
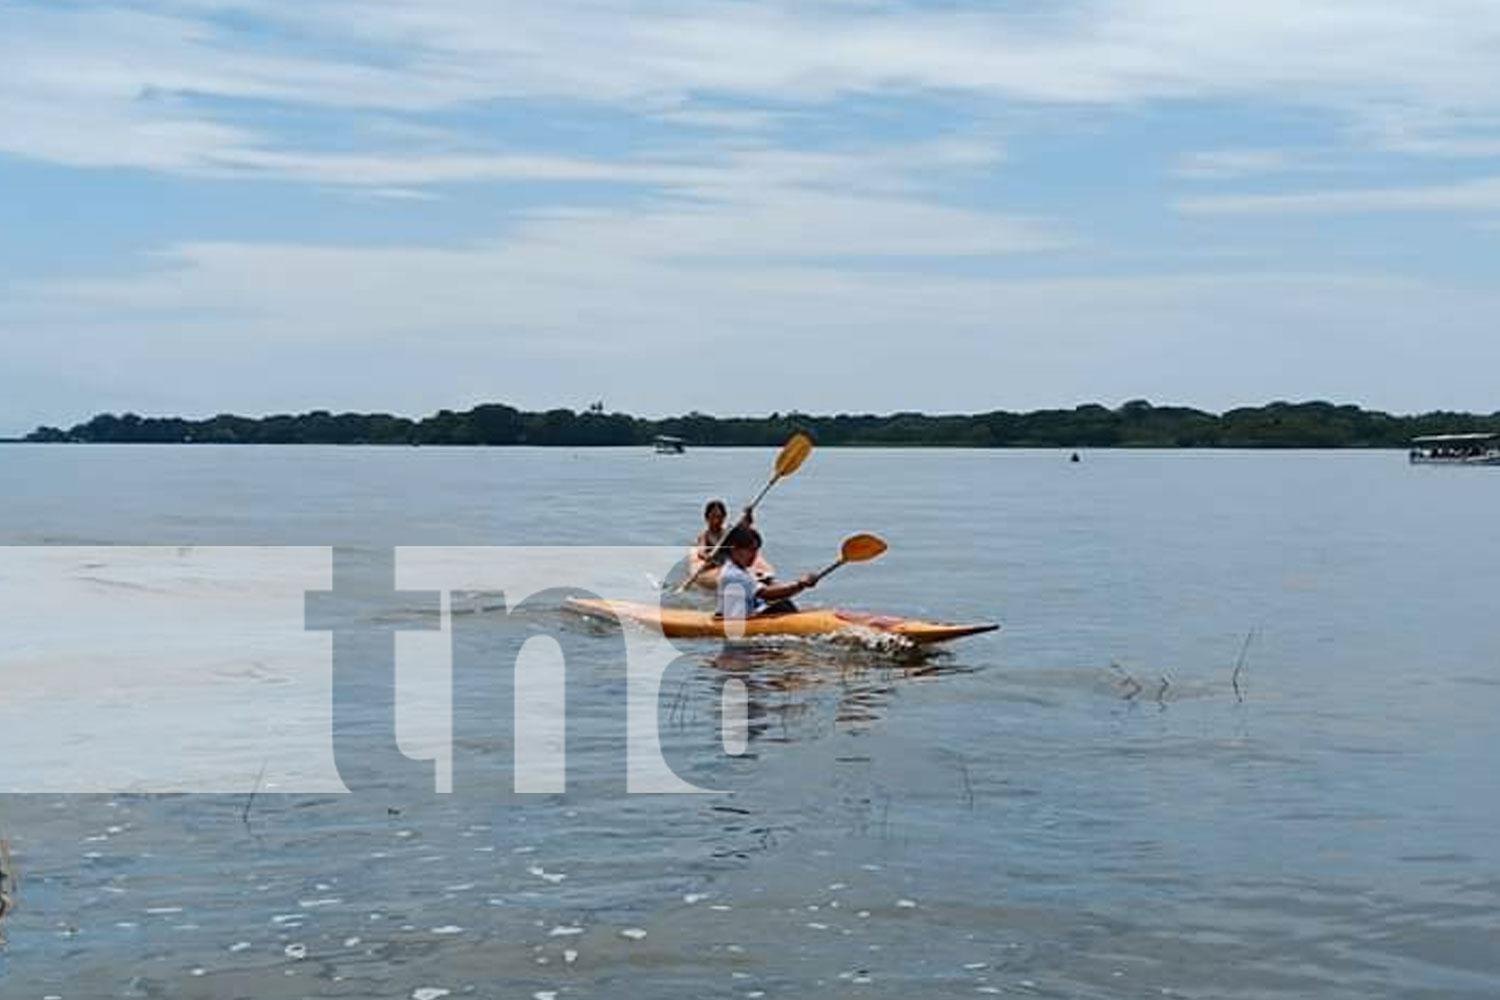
<box><xmin>704</xmin><ymin>499</ymin><xmax>727</xmax><ymax>518</ymax></box>
<box><xmin>724</xmin><ymin>525</ymin><xmax>761</xmax><ymax>551</ymax></box>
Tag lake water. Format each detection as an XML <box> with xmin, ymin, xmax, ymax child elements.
<box><xmin>1</xmin><ymin>445</ymin><xmax>1498</xmax><ymax>998</ymax></box>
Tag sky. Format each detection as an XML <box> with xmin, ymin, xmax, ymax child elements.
<box><xmin>4</xmin><ymin>0</ymin><xmax>1500</xmax><ymax>435</ymax></box>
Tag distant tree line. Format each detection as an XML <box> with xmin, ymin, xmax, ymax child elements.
<box><xmin>21</xmin><ymin>399</ymin><xmax>1500</xmax><ymax>448</ymax></box>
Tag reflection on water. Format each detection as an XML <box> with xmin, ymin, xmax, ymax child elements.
<box><xmin>696</xmin><ymin>640</ymin><xmax>973</xmax><ymax>737</ymax></box>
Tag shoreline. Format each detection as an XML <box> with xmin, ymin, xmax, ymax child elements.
<box><xmin>18</xmin><ymin>399</ymin><xmax>1495</xmax><ymax>450</ymax></box>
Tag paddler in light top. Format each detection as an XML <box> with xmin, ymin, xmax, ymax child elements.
<box><xmin>695</xmin><ymin>499</ymin><xmax>732</xmax><ymax>566</ymax></box>
<box><xmin>717</xmin><ymin>525</ymin><xmax>817</xmax><ymax>620</ymax></box>
<box><xmin>695</xmin><ymin>500</ymin><xmax>774</xmax><ymax>579</ymax></box>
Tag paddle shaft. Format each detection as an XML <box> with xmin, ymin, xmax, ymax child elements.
<box><xmin>711</xmin><ymin>474</ymin><xmax>780</xmax><ymax>560</ymax></box>
<box><xmin>809</xmin><ymin>557</ymin><xmax>846</xmax><ymax>586</ymax></box>
<box><xmin>678</xmin><ymin>436</ymin><xmax>810</xmax><ymax>591</ymax></box>
<box><xmin>743</xmin><ymin>471</ymin><xmax>787</xmax><ymax>514</ymax></box>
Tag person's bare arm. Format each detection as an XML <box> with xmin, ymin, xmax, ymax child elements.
<box><xmin>756</xmin><ymin>573</ymin><xmax>817</xmax><ymax>604</ymax></box>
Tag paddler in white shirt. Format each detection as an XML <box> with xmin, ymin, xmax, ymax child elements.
<box><xmin>716</xmin><ymin>525</ymin><xmax>818</xmax><ymax>621</ymax></box>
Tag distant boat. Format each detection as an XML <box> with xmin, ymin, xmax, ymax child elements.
<box><xmin>1408</xmin><ymin>432</ymin><xmax>1500</xmax><ymax>466</ymax></box>
<box><xmin>653</xmin><ymin>435</ymin><xmax>686</xmax><ymax>455</ymax></box>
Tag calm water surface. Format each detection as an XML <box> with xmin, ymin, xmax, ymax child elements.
<box><xmin>1</xmin><ymin>445</ymin><xmax>1498</xmax><ymax>998</ymax></box>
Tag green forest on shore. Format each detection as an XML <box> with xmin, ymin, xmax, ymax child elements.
<box><xmin>19</xmin><ymin>399</ymin><xmax>1500</xmax><ymax>448</ymax></box>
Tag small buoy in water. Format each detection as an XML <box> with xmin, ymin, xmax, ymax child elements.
<box><xmin>1069</xmin><ymin>452</ymin><xmax>1081</xmax><ymax>463</ymax></box>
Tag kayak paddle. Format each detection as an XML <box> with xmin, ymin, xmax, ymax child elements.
<box><xmin>809</xmin><ymin>533</ymin><xmax>888</xmax><ymax>585</ymax></box>
<box><xmin>677</xmin><ymin>431</ymin><xmax>814</xmax><ymax>592</ymax></box>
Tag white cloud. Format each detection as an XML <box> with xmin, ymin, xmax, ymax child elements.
<box><xmin>9</xmin><ymin>0</ymin><xmax>1500</xmax><ymax>431</ymax></box>
<box><xmin>204</xmin><ymin>149</ymin><xmax>675</xmax><ymax>187</ymax></box>
<box><xmin>1173</xmin><ymin>149</ymin><xmax>1294</xmax><ymax>180</ymax></box>
<box><xmin>16</xmin><ymin>179</ymin><xmax>1068</xmax><ymax>332</ymax></box>
<box><xmin>1350</xmin><ymin>106</ymin><xmax>1500</xmax><ymax>158</ymax></box>
<box><xmin>8</xmin><ymin>231</ymin><xmax>1499</xmax><ymax>429</ymax></box>
<box><xmin>1176</xmin><ymin>176</ymin><xmax>1500</xmax><ymax>215</ymax></box>
<box><xmin>8</xmin><ymin>0</ymin><xmax>1500</xmax><ymax>179</ymax></box>
<box><xmin>649</xmin><ymin>107</ymin><xmax>797</xmax><ymax>133</ymax></box>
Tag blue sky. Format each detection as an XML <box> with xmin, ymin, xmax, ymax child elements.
<box><xmin>3</xmin><ymin>0</ymin><xmax>1500</xmax><ymax>434</ymax></box>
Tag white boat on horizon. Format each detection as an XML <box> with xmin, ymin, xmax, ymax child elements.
<box><xmin>653</xmin><ymin>434</ymin><xmax>686</xmax><ymax>455</ymax></box>
<box><xmin>1408</xmin><ymin>432</ymin><xmax>1500</xmax><ymax>466</ymax></box>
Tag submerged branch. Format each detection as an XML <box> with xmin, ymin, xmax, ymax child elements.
<box><xmin>1110</xmin><ymin>662</ymin><xmax>1143</xmax><ymax>701</ymax></box>
<box><xmin>1232</xmin><ymin>629</ymin><xmax>1258</xmax><ymax>703</ymax></box>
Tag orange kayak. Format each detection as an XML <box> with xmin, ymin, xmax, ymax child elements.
<box><xmin>566</xmin><ymin>598</ymin><xmax>999</xmax><ymax>645</ymax></box>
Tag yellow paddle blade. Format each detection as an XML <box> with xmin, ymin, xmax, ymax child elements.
<box><xmin>840</xmin><ymin>533</ymin><xmax>888</xmax><ymax>564</ymax></box>
<box><xmin>773</xmin><ymin>432</ymin><xmax>814</xmax><ymax>479</ymax></box>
